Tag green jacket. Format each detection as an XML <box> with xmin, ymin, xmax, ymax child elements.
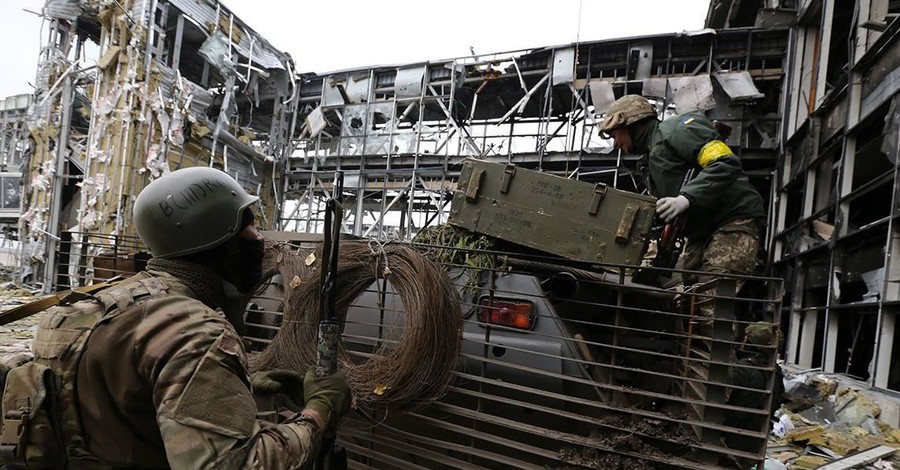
<box><xmin>637</xmin><ymin>113</ymin><xmax>766</xmax><ymax>240</ymax></box>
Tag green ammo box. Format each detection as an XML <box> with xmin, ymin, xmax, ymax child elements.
<box><xmin>448</xmin><ymin>158</ymin><xmax>656</xmax><ymax>267</ymax></box>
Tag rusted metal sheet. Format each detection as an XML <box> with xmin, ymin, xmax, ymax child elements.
<box><xmin>448</xmin><ymin>158</ymin><xmax>656</xmax><ymax>266</ymax></box>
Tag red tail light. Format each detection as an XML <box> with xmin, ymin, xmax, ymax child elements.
<box><xmin>477</xmin><ymin>297</ymin><xmax>536</xmax><ymax>330</ymax></box>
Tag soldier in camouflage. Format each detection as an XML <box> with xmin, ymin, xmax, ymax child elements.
<box><xmin>724</xmin><ymin>322</ymin><xmax>784</xmax><ymax>458</ymax></box>
<box><xmin>600</xmin><ymin>95</ymin><xmax>766</xmax><ymax>288</ymax></box>
<box><xmin>61</xmin><ymin>167</ymin><xmax>350</xmax><ymax>468</ymax></box>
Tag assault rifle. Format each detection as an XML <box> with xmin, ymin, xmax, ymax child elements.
<box><xmin>634</xmin><ymin>168</ymin><xmax>695</xmax><ymax>286</ymax></box>
<box><xmin>315</xmin><ymin>171</ymin><xmax>347</xmax><ymax>470</ymax></box>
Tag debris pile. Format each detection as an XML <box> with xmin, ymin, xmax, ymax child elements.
<box><xmin>768</xmin><ymin>370</ymin><xmax>900</xmax><ymax>469</ymax></box>
<box><xmin>0</xmin><ymin>281</ymin><xmax>40</xmax><ymax>362</ymax></box>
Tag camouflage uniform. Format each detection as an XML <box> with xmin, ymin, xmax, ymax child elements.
<box><xmin>72</xmin><ymin>259</ymin><xmax>321</xmax><ymax>469</ymax></box>
<box><xmin>724</xmin><ymin>322</ymin><xmax>784</xmax><ymax>455</ymax></box>
<box><xmin>639</xmin><ymin>113</ymin><xmax>766</xmax><ymax>243</ymax></box>
<box><xmin>680</xmin><ymin>218</ymin><xmax>759</xmax><ymax>287</ymax></box>
<box><xmin>629</xmin><ymin>114</ymin><xmax>766</xmax><ymax>325</ymax></box>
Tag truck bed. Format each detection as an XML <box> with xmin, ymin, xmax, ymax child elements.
<box><xmin>244</xmin><ymin>236</ymin><xmax>783</xmax><ymax>469</ymax></box>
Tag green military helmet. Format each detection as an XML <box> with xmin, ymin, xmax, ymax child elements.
<box><xmin>133</xmin><ymin>166</ymin><xmax>259</xmax><ymax>258</ymax></box>
<box><xmin>745</xmin><ymin>322</ymin><xmax>777</xmax><ymax>346</ymax></box>
<box><xmin>599</xmin><ymin>94</ymin><xmax>658</xmax><ymax>137</ymax></box>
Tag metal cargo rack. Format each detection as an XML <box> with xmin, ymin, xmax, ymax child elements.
<box><xmin>243</xmin><ymin>237</ymin><xmax>783</xmax><ymax>470</ymax></box>
<box><xmin>47</xmin><ymin>231</ymin><xmax>782</xmax><ymax>468</ymax></box>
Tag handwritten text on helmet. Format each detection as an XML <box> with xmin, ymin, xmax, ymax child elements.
<box><xmin>158</xmin><ymin>179</ymin><xmax>226</xmax><ymax>217</ymax></box>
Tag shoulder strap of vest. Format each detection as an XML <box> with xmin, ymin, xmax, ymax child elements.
<box><xmin>95</xmin><ymin>276</ymin><xmax>168</xmax><ymax>315</ymax></box>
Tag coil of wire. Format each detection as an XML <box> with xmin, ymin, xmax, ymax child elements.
<box><xmin>250</xmin><ymin>239</ymin><xmax>462</xmax><ymax>411</ymax></box>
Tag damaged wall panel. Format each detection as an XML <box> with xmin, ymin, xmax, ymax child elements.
<box><xmin>771</xmin><ymin>0</ymin><xmax>900</xmax><ymax>392</ymax></box>
<box><xmin>0</xmin><ymin>95</ymin><xmax>29</xmax><ymax>225</ymax></box>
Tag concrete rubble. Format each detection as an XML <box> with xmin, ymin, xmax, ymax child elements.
<box><xmin>766</xmin><ymin>368</ymin><xmax>900</xmax><ymax>469</ymax></box>
<box><xmin>0</xmin><ymin>280</ymin><xmax>39</xmax><ymax>362</ymax></box>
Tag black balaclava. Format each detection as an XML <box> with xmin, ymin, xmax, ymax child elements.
<box><xmin>222</xmin><ymin>208</ymin><xmax>265</xmax><ymax>294</ymax></box>
<box><xmin>218</xmin><ymin>209</ymin><xmax>264</xmax><ymax>336</ymax></box>
<box><xmin>170</xmin><ymin>208</ymin><xmax>263</xmax><ymax>335</ymax></box>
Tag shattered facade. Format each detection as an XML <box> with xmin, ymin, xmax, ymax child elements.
<box><xmin>22</xmin><ymin>0</ymin><xmax>297</xmax><ymax>289</ymax></box>
<box><xmin>281</xmin><ymin>0</ymin><xmax>900</xmax><ymax>396</ymax></box>
<box><xmin>709</xmin><ymin>0</ymin><xmax>900</xmax><ymax>395</ymax></box>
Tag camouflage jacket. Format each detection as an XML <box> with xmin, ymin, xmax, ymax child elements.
<box><xmin>640</xmin><ymin>113</ymin><xmax>766</xmax><ymax>240</ymax></box>
<box><xmin>71</xmin><ymin>269</ymin><xmax>320</xmax><ymax>469</ymax></box>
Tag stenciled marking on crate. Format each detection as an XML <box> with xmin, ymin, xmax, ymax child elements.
<box><xmin>531</xmin><ymin>180</ymin><xmax>566</xmax><ymax>201</ymax></box>
<box><xmin>578</xmin><ymin>229</ymin><xmax>603</xmax><ymax>243</ymax></box>
<box><xmin>492</xmin><ymin>208</ymin><xmax>534</xmax><ymax>230</ymax></box>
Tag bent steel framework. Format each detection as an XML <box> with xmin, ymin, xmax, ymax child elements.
<box><xmin>20</xmin><ymin>0</ymin><xmax>296</xmax><ymax>290</ymax></box>
<box><xmin>282</xmin><ymin>28</ymin><xmax>788</xmax><ymax>242</ymax></box>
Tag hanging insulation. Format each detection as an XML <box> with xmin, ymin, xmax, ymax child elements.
<box><xmin>251</xmin><ymin>240</ymin><xmax>462</xmax><ymax>411</ymax></box>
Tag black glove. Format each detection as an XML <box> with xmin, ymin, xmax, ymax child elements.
<box><xmin>250</xmin><ymin>369</ymin><xmax>305</xmax><ymax>405</ymax></box>
<box><xmin>303</xmin><ymin>369</ymin><xmax>351</xmax><ymax>428</ymax></box>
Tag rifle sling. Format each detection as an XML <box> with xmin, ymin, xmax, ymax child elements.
<box><xmin>0</xmin><ymin>282</ymin><xmax>120</xmax><ymax>327</ymax></box>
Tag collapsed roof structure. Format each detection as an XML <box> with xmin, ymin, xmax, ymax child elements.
<box><xmin>283</xmin><ymin>28</ymin><xmax>785</xmax><ymax>241</ymax></box>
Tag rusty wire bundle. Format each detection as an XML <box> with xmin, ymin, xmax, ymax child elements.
<box><xmin>250</xmin><ymin>239</ymin><xmax>462</xmax><ymax>411</ymax></box>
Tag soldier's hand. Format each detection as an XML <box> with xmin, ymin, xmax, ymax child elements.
<box><xmin>303</xmin><ymin>369</ymin><xmax>351</xmax><ymax>429</ymax></box>
<box><xmin>656</xmin><ymin>195</ymin><xmax>690</xmax><ymax>223</ymax></box>
<box><xmin>251</xmin><ymin>369</ymin><xmax>305</xmax><ymax>405</ymax></box>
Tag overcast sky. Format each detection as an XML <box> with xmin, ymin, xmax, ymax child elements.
<box><xmin>0</xmin><ymin>0</ymin><xmax>710</xmax><ymax>98</ymax></box>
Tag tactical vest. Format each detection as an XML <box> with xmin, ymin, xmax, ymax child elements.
<box><xmin>0</xmin><ymin>276</ymin><xmax>167</xmax><ymax>468</ymax></box>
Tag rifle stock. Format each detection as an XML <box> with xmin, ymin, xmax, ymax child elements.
<box><xmin>653</xmin><ymin>217</ymin><xmax>685</xmax><ymax>271</ymax></box>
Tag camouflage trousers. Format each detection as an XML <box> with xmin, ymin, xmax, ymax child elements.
<box><xmin>683</xmin><ymin>218</ymin><xmax>760</xmax><ymax>285</ymax></box>
<box><xmin>681</xmin><ymin>218</ymin><xmax>760</xmax><ymax>326</ymax></box>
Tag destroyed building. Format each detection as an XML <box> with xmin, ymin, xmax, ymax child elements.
<box><xmin>0</xmin><ymin>94</ymin><xmax>28</xmax><ymax>240</ymax></box>
<box><xmin>4</xmin><ymin>0</ymin><xmax>900</xmax><ymax>459</ymax></box>
<box><xmin>19</xmin><ymin>0</ymin><xmax>297</xmax><ymax>289</ymax></box>
<box><xmin>737</xmin><ymin>0</ymin><xmax>900</xmax><ymax>397</ymax></box>
<box><xmin>292</xmin><ymin>0</ymin><xmax>900</xmax><ymax>401</ymax></box>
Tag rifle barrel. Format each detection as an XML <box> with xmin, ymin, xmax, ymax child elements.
<box><xmin>317</xmin><ymin>171</ymin><xmax>344</xmax><ymax>377</ymax></box>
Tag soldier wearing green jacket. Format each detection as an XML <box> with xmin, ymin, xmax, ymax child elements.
<box><xmin>29</xmin><ymin>167</ymin><xmax>351</xmax><ymax>469</ymax></box>
<box><xmin>600</xmin><ymin>95</ymin><xmax>766</xmax><ymax>287</ymax></box>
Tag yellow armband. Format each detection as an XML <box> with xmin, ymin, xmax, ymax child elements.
<box><xmin>697</xmin><ymin>140</ymin><xmax>732</xmax><ymax>168</ymax></box>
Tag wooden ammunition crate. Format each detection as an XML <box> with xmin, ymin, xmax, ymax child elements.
<box><xmin>448</xmin><ymin>159</ymin><xmax>656</xmax><ymax>266</ymax></box>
